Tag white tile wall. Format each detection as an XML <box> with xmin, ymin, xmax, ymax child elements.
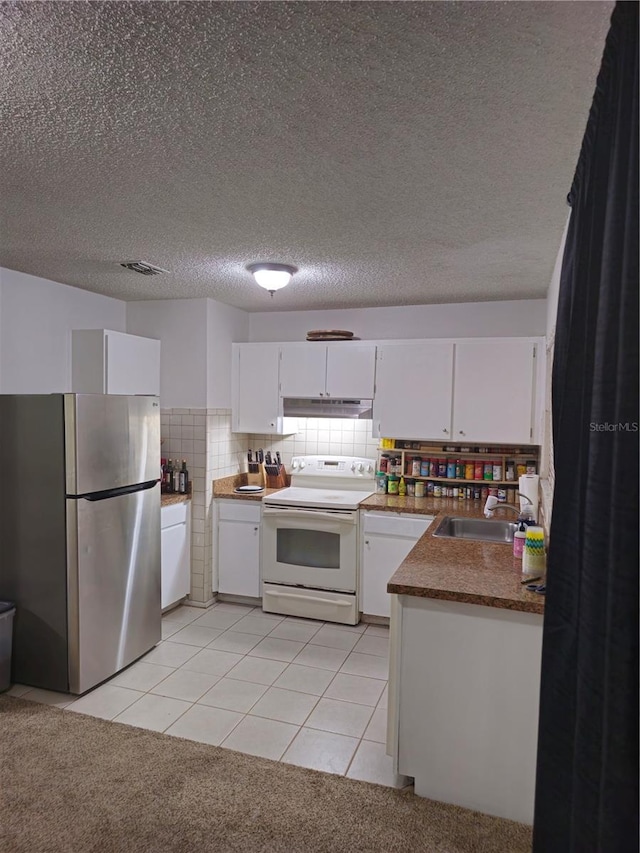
<box><xmin>249</xmin><ymin>418</ymin><xmax>379</xmax><ymax>468</ymax></box>
<box><xmin>162</xmin><ymin>412</ymin><xmax>378</xmax><ymax>604</ymax></box>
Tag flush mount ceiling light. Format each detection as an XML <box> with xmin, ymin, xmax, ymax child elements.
<box><xmin>247</xmin><ymin>262</ymin><xmax>297</xmax><ymax>296</ymax></box>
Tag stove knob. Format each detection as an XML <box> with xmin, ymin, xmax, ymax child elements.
<box><xmin>367</xmin><ymin>464</ymin><xmax>374</xmax><ymax>473</ymax></box>
<box><xmin>291</xmin><ymin>458</ymin><xmax>299</xmax><ymax>470</ymax></box>
<box><xmin>298</xmin><ymin>459</ymin><xmax>306</xmax><ymax>469</ymax></box>
<box><xmin>350</xmin><ymin>462</ymin><xmax>357</xmax><ymax>472</ymax></box>
<box><xmin>357</xmin><ymin>462</ymin><xmax>364</xmax><ymax>473</ymax></box>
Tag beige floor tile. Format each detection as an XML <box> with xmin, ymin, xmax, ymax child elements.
<box><xmin>180</xmin><ymin>648</ymin><xmax>244</xmax><ymax>677</ymax></box>
<box><xmin>221</xmin><ymin>715</ymin><xmax>299</xmax><ymax>760</ymax></box>
<box><xmin>346</xmin><ymin>739</ymin><xmax>409</xmax><ymax>788</ymax></box>
<box><xmin>294</xmin><ymin>644</ymin><xmax>350</xmax><ymax>672</ymax></box>
<box><xmin>191</xmin><ymin>610</ymin><xmax>245</xmax><ymax>630</ymax></box>
<box><xmin>162</xmin><ymin>605</ymin><xmax>202</xmax><ymax>625</ymax></box>
<box><xmin>197</xmin><ymin>677</ymin><xmax>268</xmax><ymax>712</ymax></box>
<box><xmin>282</xmin><ymin>728</ymin><xmax>359</xmax><ymax>775</ymax></box>
<box><xmin>272</xmin><ymin>664</ymin><xmax>336</xmax><ymax>696</ymax></box>
<box><xmin>66</xmin><ymin>685</ymin><xmax>143</xmax><ymax>720</ymax></box>
<box><xmin>352</xmin><ymin>635</ymin><xmax>389</xmax><ymax>658</ymax></box>
<box><xmin>169</xmin><ymin>625</ymin><xmax>224</xmax><ymax>647</ymax></box>
<box><xmin>268</xmin><ymin>621</ymin><xmax>322</xmax><ymax>643</ymax></box>
<box><xmin>113</xmin><ymin>693</ymin><xmax>192</xmax><ymax>732</ymax></box>
<box><xmin>207</xmin><ymin>631</ymin><xmax>263</xmax><ymax>655</ymax></box>
<box><xmin>330</xmin><ymin>621</ymin><xmax>367</xmax><ymax>634</ymax></box>
<box><xmin>161</xmin><ymin>621</ymin><xmax>182</xmax><ymax>640</ymax></box>
<box><xmin>363</xmin><ymin>624</ymin><xmax>390</xmax><ymax>638</ymax></box>
<box><xmin>5</xmin><ymin>684</ymin><xmax>31</xmax><ymax>698</ymax></box>
<box><xmin>340</xmin><ymin>652</ymin><xmax>389</xmax><ymax>680</ymax></box>
<box><xmin>225</xmin><ymin>656</ymin><xmax>288</xmax><ymax>686</ymax></box>
<box><xmin>377</xmin><ymin>684</ymin><xmax>389</xmax><ymax>710</ymax></box>
<box><xmin>21</xmin><ymin>688</ymin><xmax>74</xmax><ymax>708</ymax></box>
<box><xmin>142</xmin><ymin>641</ymin><xmax>199</xmax><ymax>668</ymax></box>
<box><xmin>308</xmin><ymin>625</ymin><xmax>360</xmax><ymax>652</ymax></box>
<box><xmin>362</xmin><ymin>706</ymin><xmax>387</xmax><ymax>743</ymax></box>
<box><xmin>323</xmin><ymin>673</ymin><xmax>385</xmax><ymax>707</ymax></box>
<box><xmin>150</xmin><ymin>669</ymin><xmax>221</xmax><ymax>702</ymax></box>
<box><xmin>305</xmin><ymin>697</ymin><xmax>373</xmax><ymax>738</ymax></box>
<box><xmin>249</xmin><ymin>687</ymin><xmax>319</xmax><ymax>725</ymax></box>
<box><xmin>231</xmin><ymin>614</ymin><xmax>285</xmax><ymax>636</ymax></box>
<box><xmin>211</xmin><ymin>602</ymin><xmax>256</xmax><ymax>616</ymax></box>
<box><xmin>165</xmin><ymin>704</ymin><xmax>243</xmax><ymax>746</ymax></box>
<box><xmin>246</xmin><ymin>636</ymin><xmax>305</xmax><ymax>663</ymax></box>
<box><xmin>110</xmin><ymin>661</ymin><xmax>175</xmax><ymax>692</ymax></box>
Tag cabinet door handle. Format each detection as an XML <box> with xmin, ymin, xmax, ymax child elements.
<box><xmin>459</xmin><ymin>430</ymin><xmax>465</xmax><ymax>436</ymax></box>
<box><xmin>364</xmin><ymin>539</ymin><xmax>369</xmax><ymax>545</ymax></box>
<box><xmin>254</xmin><ymin>527</ymin><xmax>259</xmax><ymax>532</ymax></box>
<box><xmin>442</xmin><ymin>428</ymin><xmax>449</xmax><ymax>434</ymax></box>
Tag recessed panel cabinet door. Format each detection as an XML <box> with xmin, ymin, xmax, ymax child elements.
<box><xmin>326</xmin><ymin>344</ymin><xmax>376</xmax><ymax>398</ymax></box>
<box><xmin>218</xmin><ymin>520</ymin><xmax>260</xmax><ymax>597</ymax></box>
<box><xmin>452</xmin><ymin>340</ymin><xmax>536</xmax><ymax>444</ymax></box>
<box><xmin>232</xmin><ymin>344</ymin><xmax>281</xmax><ymax>433</ymax></box>
<box><xmin>373</xmin><ymin>343</ymin><xmax>455</xmax><ymax>440</ymax></box>
<box><xmin>279</xmin><ymin>345</ymin><xmax>327</xmax><ymax>397</ymax></box>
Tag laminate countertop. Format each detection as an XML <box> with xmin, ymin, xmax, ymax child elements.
<box><xmin>360</xmin><ymin>495</ymin><xmax>545</xmax><ymax>615</ymax></box>
<box><xmin>161</xmin><ymin>492</ymin><xmax>192</xmax><ymax>508</ymax></box>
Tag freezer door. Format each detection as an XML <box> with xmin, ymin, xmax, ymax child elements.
<box><xmin>65</xmin><ymin>394</ymin><xmax>160</xmax><ymax>495</ymax></box>
<box><xmin>66</xmin><ymin>481</ymin><xmax>161</xmax><ymax>694</ymax></box>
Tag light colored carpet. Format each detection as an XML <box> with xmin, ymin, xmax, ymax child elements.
<box><xmin>0</xmin><ymin>696</ymin><xmax>532</xmax><ymax>852</ymax></box>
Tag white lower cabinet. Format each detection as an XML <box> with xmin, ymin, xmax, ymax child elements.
<box><xmin>161</xmin><ymin>501</ymin><xmax>191</xmax><ymax>610</ymax></box>
<box><xmin>389</xmin><ymin>594</ymin><xmax>543</xmax><ymax>824</ymax></box>
<box><xmin>360</xmin><ymin>511</ymin><xmax>433</xmax><ymax>618</ymax></box>
<box><xmin>217</xmin><ymin>500</ymin><xmax>261</xmax><ymax>598</ymax></box>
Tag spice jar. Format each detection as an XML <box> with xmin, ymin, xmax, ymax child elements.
<box><xmin>415</xmin><ymin>480</ymin><xmax>425</xmax><ymax>498</ymax></box>
<box><xmin>387</xmin><ymin>475</ymin><xmax>399</xmax><ymax>495</ymax></box>
<box><xmin>412</xmin><ymin>457</ymin><xmax>423</xmax><ymax>476</ymax></box>
<box><xmin>406</xmin><ymin>478</ymin><xmax>416</xmax><ymax>496</ymax></box>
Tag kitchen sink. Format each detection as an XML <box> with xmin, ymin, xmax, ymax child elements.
<box><xmin>432</xmin><ymin>516</ymin><xmax>517</xmax><ymax>544</ymax></box>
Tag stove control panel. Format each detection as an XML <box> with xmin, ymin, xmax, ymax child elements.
<box><xmin>290</xmin><ymin>456</ymin><xmax>376</xmax><ymax>479</ymax></box>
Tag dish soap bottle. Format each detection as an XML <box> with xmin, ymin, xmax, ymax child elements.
<box><xmin>513</xmin><ymin>521</ymin><xmax>527</xmax><ymax>559</ymax></box>
<box><xmin>398</xmin><ymin>476</ymin><xmax>407</xmax><ymax>497</ymax></box>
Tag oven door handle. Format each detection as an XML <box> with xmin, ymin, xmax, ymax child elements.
<box><xmin>266</xmin><ymin>590</ymin><xmax>352</xmax><ymax>608</ymax></box>
<box><xmin>262</xmin><ymin>507</ymin><xmax>357</xmax><ymax>525</ymax></box>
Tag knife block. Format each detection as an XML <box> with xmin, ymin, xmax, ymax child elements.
<box><xmin>246</xmin><ymin>464</ymin><xmax>265</xmax><ymax>487</ymax></box>
<box><xmin>265</xmin><ymin>467</ymin><xmax>287</xmax><ymax>490</ymax></box>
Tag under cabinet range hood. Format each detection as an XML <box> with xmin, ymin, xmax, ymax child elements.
<box><xmin>282</xmin><ymin>398</ymin><xmax>373</xmax><ymax>419</ymax></box>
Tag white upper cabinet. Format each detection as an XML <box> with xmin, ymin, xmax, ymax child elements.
<box><xmin>452</xmin><ymin>340</ymin><xmax>537</xmax><ymax>444</ymax></box>
<box><xmin>279</xmin><ymin>343</ymin><xmax>377</xmax><ymax>398</ymax></box>
<box><xmin>231</xmin><ymin>343</ymin><xmax>284</xmax><ymax>434</ymax></box>
<box><xmin>72</xmin><ymin>329</ymin><xmax>160</xmax><ymax>396</ymax></box>
<box><xmin>373</xmin><ymin>342</ymin><xmax>455</xmax><ymax>440</ymax></box>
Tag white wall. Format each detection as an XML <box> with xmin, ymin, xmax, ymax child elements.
<box><xmin>546</xmin><ymin>214</ymin><xmax>570</xmax><ymax>345</ymax></box>
<box><xmin>206</xmin><ymin>299</ymin><xmax>249</xmax><ymax>409</ymax></box>
<box><xmin>126</xmin><ymin>298</ymin><xmax>209</xmax><ymax>408</ymax></box>
<box><xmin>248</xmin><ymin>299</ymin><xmax>547</xmax><ymax>342</ymax></box>
<box><xmin>0</xmin><ymin>267</ymin><xmax>126</xmax><ymax>393</ymax></box>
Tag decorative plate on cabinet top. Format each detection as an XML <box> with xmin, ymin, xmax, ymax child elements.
<box><xmin>306</xmin><ymin>329</ymin><xmax>356</xmax><ymax>341</ymax></box>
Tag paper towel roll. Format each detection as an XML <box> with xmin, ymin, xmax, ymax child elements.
<box><xmin>519</xmin><ymin>474</ymin><xmax>539</xmax><ymax>522</ymax></box>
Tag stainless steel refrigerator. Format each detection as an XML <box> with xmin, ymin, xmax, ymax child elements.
<box><xmin>0</xmin><ymin>394</ymin><xmax>161</xmax><ymax>694</ymax></box>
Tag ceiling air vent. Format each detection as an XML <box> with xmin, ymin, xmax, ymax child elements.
<box><xmin>119</xmin><ymin>260</ymin><xmax>169</xmax><ymax>275</ymax></box>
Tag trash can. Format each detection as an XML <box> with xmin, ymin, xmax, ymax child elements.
<box><xmin>0</xmin><ymin>601</ymin><xmax>16</xmax><ymax>692</ymax></box>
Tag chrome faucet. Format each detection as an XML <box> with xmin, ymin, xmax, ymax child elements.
<box><xmin>484</xmin><ymin>492</ymin><xmax>535</xmax><ymax>522</ymax></box>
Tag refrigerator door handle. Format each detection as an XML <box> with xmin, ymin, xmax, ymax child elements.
<box><xmin>71</xmin><ymin>479</ymin><xmax>159</xmax><ymax>502</ymax></box>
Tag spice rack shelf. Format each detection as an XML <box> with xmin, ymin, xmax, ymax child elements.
<box><xmin>376</xmin><ymin>441</ymin><xmax>540</xmax><ymax>498</ymax></box>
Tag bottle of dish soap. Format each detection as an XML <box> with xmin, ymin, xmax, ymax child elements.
<box><xmin>398</xmin><ymin>475</ymin><xmax>407</xmax><ymax>497</ymax></box>
<box><xmin>513</xmin><ymin>521</ymin><xmax>527</xmax><ymax>559</ymax></box>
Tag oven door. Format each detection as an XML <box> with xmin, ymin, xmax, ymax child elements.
<box><xmin>262</xmin><ymin>506</ymin><xmax>358</xmax><ymax>592</ymax></box>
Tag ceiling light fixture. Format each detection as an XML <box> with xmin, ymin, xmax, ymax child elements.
<box><xmin>247</xmin><ymin>262</ymin><xmax>297</xmax><ymax>296</ymax></box>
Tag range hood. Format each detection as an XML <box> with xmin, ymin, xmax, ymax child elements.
<box><xmin>283</xmin><ymin>397</ymin><xmax>373</xmax><ymax>419</ymax></box>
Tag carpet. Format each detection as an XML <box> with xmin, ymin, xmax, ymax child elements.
<box><xmin>0</xmin><ymin>696</ymin><xmax>532</xmax><ymax>852</ymax></box>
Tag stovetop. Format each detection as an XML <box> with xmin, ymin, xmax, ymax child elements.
<box><xmin>262</xmin><ymin>455</ymin><xmax>376</xmax><ymax>510</ymax></box>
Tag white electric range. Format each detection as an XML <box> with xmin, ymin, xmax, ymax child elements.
<box><xmin>261</xmin><ymin>455</ymin><xmax>376</xmax><ymax>624</ymax></box>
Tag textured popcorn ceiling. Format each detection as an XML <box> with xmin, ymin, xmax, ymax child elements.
<box><xmin>0</xmin><ymin>1</ymin><xmax>612</xmax><ymax>311</ymax></box>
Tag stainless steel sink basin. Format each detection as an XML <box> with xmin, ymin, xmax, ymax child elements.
<box><xmin>432</xmin><ymin>516</ymin><xmax>517</xmax><ymax>544</ymax></box>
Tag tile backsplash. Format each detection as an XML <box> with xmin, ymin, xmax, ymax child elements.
<box><xmin>161</xmin><ymin>411</ymin><xmax>379</xmax><ymax>605</ymax></box>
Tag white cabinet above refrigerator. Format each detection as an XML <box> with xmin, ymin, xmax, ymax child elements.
<box><xmin>72</xmin><ymin>329</ymin><xmax>160</xmax><ymax>396</ymax></box>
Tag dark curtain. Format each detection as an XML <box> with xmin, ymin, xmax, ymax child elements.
<box><xmin>533</xmin><ymin>3</ymin><xmax>639</xmax><ymax>851</ymax></box>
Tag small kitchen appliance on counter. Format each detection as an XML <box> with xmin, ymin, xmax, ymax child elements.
<box><xmin>0</xmin><ymin>394</ymin><xmax>161</xmax><ymax>694</ymax></box>
<box><xmin>261</xmin><ymin>455</ymin><xmax>375</xmax><ymax>624</ymax></box>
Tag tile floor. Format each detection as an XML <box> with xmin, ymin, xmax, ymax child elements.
<box><xmin>8</xmin><ymin>603</ymin><xmax>404</xmax><ymax>788</ymax></box>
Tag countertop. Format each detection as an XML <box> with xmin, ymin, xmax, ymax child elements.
<box><xmin>361</xmin><ymin>495</ymin><xmax>545</xmax><ymax>615</ymax></box>
<box><xmin>212</xmin><ymin>479</ymin><xmax>545</xmax><ymax>615</ymax></box>
<box><xmin>212</xmin><ymin>474</ymin><xmax>287</xmax><ymax>502</ymax></box>
<box><xmin>161</xmin><ymin>492</ymin><xmax>192</xmax><ymax>508</ymax></box>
